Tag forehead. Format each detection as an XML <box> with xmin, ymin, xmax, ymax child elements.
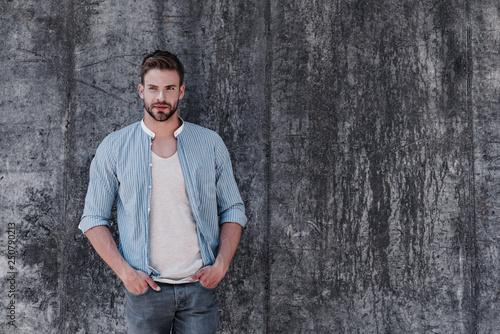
<box><xmin>143</xmin><ymin>69</ymin><xmax>181</xmax><ymax>86</ymax></box>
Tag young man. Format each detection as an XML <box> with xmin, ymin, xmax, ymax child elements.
<box><xmin>79</xmin><ymin>50</ymin><xmax>247</xmax><ymax>333</ymax></box>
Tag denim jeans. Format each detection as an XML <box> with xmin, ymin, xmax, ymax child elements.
<box><xmin>124</xmin><ymin>282</ymin><xmax>218</xmax><ymax>334</ymax></box>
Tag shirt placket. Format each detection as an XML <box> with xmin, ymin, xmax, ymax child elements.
<box><xmin>146</xmin><ymin>136</ymin><xmax>156</xmax><ymax>276</ymax></box>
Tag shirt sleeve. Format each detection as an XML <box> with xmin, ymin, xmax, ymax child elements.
<box><xmin>214</xmin><ymin>136</ymin><xmax>248</xmax><ymax>228</ymax></box>
<box><xmin>79</xmin><ymin>135</ymin><xmax>119</xmax><ymax>233</ymax></box>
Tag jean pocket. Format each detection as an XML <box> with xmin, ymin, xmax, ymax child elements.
<box><xmin>196</xmin><ymin>281</ymin><xmax>216</xmax><ymax>291</ymax></box>
<box><xmin>126</xmin><ymin>286</ymin><xmax>151</xmax><ymax>297</ymax></box>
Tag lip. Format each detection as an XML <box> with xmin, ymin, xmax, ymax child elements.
<box><xmin>153</xmin><ymin>105</ymin><xmax>169</xmax><ymax>111</ymax></box>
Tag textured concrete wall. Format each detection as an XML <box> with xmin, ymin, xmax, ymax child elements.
<box><xmin>0</xmin><ymin>0</ymin><xmax>499</xmax><ymax>333</ymax></box>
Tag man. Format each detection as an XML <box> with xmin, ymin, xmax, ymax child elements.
<box><xmin>79</xmin><ymin>50</ymin><xmax>247</xmax><ymax>333</ymax></box>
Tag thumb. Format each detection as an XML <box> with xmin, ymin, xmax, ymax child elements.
<box><xmin>146</xmin><ymin>276</ymin><xmax>161</xmax><ymax>291</ymax></box>
<box><xmin>189</xmin><ymin>268</ymin><xmax>205</xmax><ymax>282</ymax></box>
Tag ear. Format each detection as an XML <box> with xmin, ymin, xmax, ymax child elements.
<box><xmin>179</xmin><ymin>84</ymin><xmax>185</xmax><ymax>100</ymax></box>
<box><xmin>138</xmin><ymin>84</ymin><xmax>144</xmax><ymax>99</ymax></box>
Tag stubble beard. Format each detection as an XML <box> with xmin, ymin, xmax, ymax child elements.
<box><xmin>145</xmin><ymin>100</ymin><xmax>179</xmax><ymax>122</ymax></box>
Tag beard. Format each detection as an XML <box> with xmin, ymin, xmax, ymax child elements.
<box><xmin>144</xmin><ymin>99</ymin><xmax>179</xmax><ymax>122</ymax></box>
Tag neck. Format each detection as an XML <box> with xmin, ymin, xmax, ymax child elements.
<box><xmin>143</xmin><ymin>111</ymin><xmax>181</xmax><ymax>138</ymax></box>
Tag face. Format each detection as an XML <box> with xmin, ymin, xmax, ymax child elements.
<box><xmin>139</xmin><ymin>69</ymin><xmax>185</xmax><ymax>122</ymax></box>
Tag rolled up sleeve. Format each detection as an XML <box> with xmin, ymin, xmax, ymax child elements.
<box><xmin>215</xmin><ymin>137</ymin><xmax>247</xmax><ymax>228</ymax></box>
<box><xmin>79</xmin><ymin>136</ymin><xmax>119</xmax><ymax>233</ymax></box>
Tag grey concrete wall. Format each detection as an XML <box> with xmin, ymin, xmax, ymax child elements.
<box><xmin>0</xmin><ymin>0</ymin><xmax>498</xmax><ymax>333</ymax></box>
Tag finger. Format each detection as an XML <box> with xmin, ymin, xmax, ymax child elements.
<box><xmin>137</xmin><ymin>284</ymin><xmax>149</xmax><ymax>294</ymax></box>
<box><xmin>199</xmin><ymin>280</ymin><xmax>211</xmax><ymax>289</ymax></box>
<box><xmin>200</xmin><ymin>278</ymin><xmax>218</xmax><ymax>289</ymax></box>
<box><xmin>189</xmin><ymin>268</ymin><xmax>206</xmax><ymax>282</ymax></box>
<box><xmin>145</xmin><ymin>276</ymin><xmax>161</xmax><ymax>291</ymax></box>
<box><xmin>199</xmin><ymin>275</ymin><xmax>215</xmax><ymax>288</ymax></box>
<box><xmin>128</xmin><ymin>282</ymin><xmax>148</xmax><ymax>294</ymax></box>
<box><xmin>189</xmin><ymin>272</ymin><xmax>201</xmax><ymax>282</ymax></box>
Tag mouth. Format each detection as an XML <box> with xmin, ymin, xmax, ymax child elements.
<box><xmin>153</xmin><ymin>104</ymin><xmax>170</xmax><ymax>111</ymax></box>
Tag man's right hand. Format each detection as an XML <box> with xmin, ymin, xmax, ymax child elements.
<box><xmin>122</xmin><ymin>268</ymin><xmax>161</xmax><ymax>294</ymax></box>
<box><xmin>84</xmin><ymin>226</ymin><xmax>161</xmax><ymax>295</ymax></box>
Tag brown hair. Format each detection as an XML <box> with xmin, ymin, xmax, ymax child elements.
<box><xmin>140</xmin><ymin>50</ymin><xmax>185</xmax><ymax>85</ymax></box>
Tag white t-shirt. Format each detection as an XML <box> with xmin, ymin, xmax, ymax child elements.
<box><xmin>149</xmin><ymin>151</ymin><xmax>203</xmax><ymax>283</ymax></box>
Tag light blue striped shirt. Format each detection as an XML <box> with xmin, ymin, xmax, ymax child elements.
<box><xmin>79</xmin><ymin>119</ymin><xmax>247</xmax><ymax>278</ymax></box>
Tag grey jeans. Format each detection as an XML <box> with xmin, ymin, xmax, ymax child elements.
<box><xmin>124</xmin><ymin>282</ymin><xmax>218</xmax><ymax>334</ymax></box>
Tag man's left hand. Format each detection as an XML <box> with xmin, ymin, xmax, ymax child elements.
<box><xmin>189</xmin><ymin>262</ymin><xmax>226</xmax><ymax>289</ymax></box>
<box><xmin>190</xmin><ymin>222</ymin><xmax>242</xmax><ymax>289</ymax></box>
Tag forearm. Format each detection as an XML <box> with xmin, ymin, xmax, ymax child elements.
<box><xmin>214</xmin><ymin>222</ymin><xmax>242</xmax><ymax>272</ymax></box>
<box><xmin>84</xmin><ymin>225</ymin><xmax>133</xmax><ymax>280</ymax></box>
<box><xmin>85</xmin><ymin>225</ymin><xmax>160</xmax><ymax>293</ymax></box>
<box><xmin>188</xmin><ymin>222</ymin><xmax>242</xmax><ymax>288</ymax></box>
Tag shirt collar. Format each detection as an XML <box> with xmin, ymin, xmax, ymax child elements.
<box><xmin>140</xmin><ymin>117</ymin><xmax>185</xmax><ymax>139</ymax></box>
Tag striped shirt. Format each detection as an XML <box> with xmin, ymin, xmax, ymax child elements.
<box><xmin>79</xmin><ymin>119</ymin><xmax>247</xmax><ymax>278</ymax></box>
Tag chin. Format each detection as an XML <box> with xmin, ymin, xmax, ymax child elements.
<box><xmin>155</xmin><ymin>114</ymin><xmax>174</xmax><ymax>122</ymax></box>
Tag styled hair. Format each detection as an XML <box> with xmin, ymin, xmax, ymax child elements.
<box><xmin>140</xmin><ymin>50</ymin><xmax>185</xmax><ymax>85</ymax></box>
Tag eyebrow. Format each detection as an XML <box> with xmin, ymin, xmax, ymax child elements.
<box><xmin>146</xmin><ymin>84</ymin><xmax>177</xmax><ymax>88</ymax></box>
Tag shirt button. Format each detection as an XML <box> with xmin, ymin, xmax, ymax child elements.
<box><xmin>149</xmin><ymin>185</ymin><xmax>152</xmax><ymax>189</ymax></box>
<box><xmin>148</xmin><ymin>208</ymin><xmax>150</xmax><ymax>212</ymax></box>
<box><xmin>149</xmin><ymin>163</ymin><xmax>152</xmax><ymax>167</ymax></box>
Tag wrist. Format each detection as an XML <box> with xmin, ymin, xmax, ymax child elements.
<box><xmin>214</xmin><ymin>257</ymin><xmax>229</xmax><ymax>274</ymax></box>
<box><xmin>116</xmin><ymin>261</ymin><xmax>135</xmax><ymax>281</ymax></box>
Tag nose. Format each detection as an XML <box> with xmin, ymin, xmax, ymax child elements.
<box><xmin>157</xmin><ymin>89</ymin><xmax>166</xmax><ymax>102</ymax></box>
